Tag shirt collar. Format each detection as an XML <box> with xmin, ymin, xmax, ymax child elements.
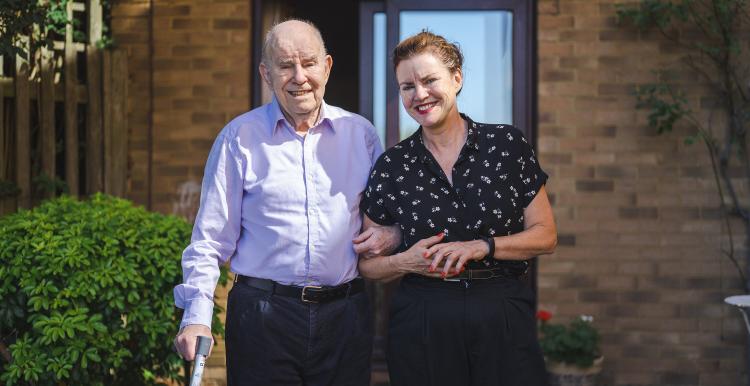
<box><xmin>462</xmin><ymin>113</ymin><xmax>481</xmax><ymax>152</ymax></box>
<box><xmin>413</xmin><ymin>113</ymin><xmax>480</xmax><ymax>164</ymax></box>
<box><xmin>267</xmin><ymin>96</ymin><xmax>335</xmax><ymax>135</ymax></box>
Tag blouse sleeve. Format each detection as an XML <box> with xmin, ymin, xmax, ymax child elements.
<box><xmin>514</xmin><ymin>129</ymin><xmax>548</xmax><ymax>208</ymax></box>
<box><xmin>361</xmin><ymin>154</ymin><xmax>398</xmax><ymax>226</ymax></box>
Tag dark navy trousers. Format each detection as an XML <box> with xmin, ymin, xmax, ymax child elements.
<box><xmin>386</xmin><ymin>275</ymin><xmax>549</xmax><ymax>386</ymax></box>
<box><xmin>225</xmin><ymin>281</ymin><xmax>373</xmax><ymax>386</ymax></box>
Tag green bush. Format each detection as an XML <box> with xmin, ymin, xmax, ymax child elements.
<box><xmin>537</xmin><ymin>311</ymin><xmax>601</xmax><ymax>368</ymax></box>
<box><xmin>0</xmin><ymin>194</ymin><xmax>226</xmax><ymax>385</ymax></box>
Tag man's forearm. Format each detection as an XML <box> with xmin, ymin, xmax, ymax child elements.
<box><xmin>358</xmin><ymin>254</ymin><xmax>403</xmax><ymax>282</ymax></box>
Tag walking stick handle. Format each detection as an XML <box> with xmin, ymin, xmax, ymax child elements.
<box><xmin>189</xmin><ymin>335</ymin><xmax>212</xmax><ymax>386</ymax></box>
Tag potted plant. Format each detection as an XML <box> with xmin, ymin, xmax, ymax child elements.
<box><xmin>537</xmin><ymin>310</ymin><xmax>603</xmax><ymax>386</ymax></box>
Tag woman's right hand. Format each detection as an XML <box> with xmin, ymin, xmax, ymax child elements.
<box><xmin>391</xmin><ymin>233</ymin><xmax>461</xmax><ymax>278</ymax></box>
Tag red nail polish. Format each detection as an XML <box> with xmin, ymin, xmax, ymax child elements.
<box><xmin>441</xmin><ymin>272</ymin><xmax>446</xmax><ymax>278</ymax></box>
<box><xmin>423</xmin><ymin>251</ymin><xmax>429</xmax><ymax>258</ymax></box>
<box><xmin>428</xmin><ymin>266</ymin><xmax>435</xmax><ymax>273</ymax></box>
<box><xmin>437</xmin><ymin>232</ymin><xmax>444</xmax><ymax>238</ymax></box>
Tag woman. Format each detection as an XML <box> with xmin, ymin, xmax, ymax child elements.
<box><xmin>359</xmin><ymin>31</ymin><xmax>557</xmax><ymax>386</ymax></box>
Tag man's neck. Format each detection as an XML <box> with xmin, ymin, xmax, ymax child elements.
<box><xmin>282</xmin><ymin>107</ymin><xmax>322</xmax><ymax>136</ymax></box>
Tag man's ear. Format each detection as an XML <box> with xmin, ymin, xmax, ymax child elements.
<box><xmin>259</xmin><ymin>62</ymin><xmax>271</xmax><ymax>87</ymax></box>
<box><xmin>324</xmin><ymin>55</ymin><xmax>333</xmax><ymax>80</ymax></box>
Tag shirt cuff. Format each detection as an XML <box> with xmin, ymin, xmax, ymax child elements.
<box><xmin>179</xmin><ymin>298</ymin><xmax>215</xmax><ymax>330</ymax></box>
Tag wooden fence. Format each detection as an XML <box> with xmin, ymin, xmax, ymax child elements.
<box><xmin>0</xmin><ymin>0</ymin><xmax>127</xmax><ymax>216</ymax></box>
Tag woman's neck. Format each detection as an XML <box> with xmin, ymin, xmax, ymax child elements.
<box><xmin>421</xmin><ymin>110</ymin><xmax>466</xmax><ymax>152</ymax></box>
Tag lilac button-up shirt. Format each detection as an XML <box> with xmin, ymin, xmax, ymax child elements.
<box><xmin>174</xmin><ymin>98</ymin><xmax>383</xmax><ymax>328</ymax></box>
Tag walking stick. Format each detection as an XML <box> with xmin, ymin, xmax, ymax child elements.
<box><xmin>189</xmin><ymin>336</ymin><xmax>212</xmax><ymax>386</ymax></box>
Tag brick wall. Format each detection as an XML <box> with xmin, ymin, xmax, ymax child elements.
<box><xmin>112</xmin><ymin>0</ymin><xmax>251</xmax><ymax>214</ymax></box>
<box><xmin>537</xmin><ymin>1</ymin><xmax>746</xmax><ymax>385</ymax></box>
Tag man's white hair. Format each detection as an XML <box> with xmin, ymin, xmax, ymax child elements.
<box><xmin>261</xmin><ymin>19</ymin><xmax>327</xmax><ymax>65</ymax></box>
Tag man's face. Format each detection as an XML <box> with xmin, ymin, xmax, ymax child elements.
<box><xmin>260</xmin><ymin>27</ymin><xmax>332</xmax><ymax>127</ymax></box>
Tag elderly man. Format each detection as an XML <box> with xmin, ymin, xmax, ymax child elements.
<box><xmin>173</xmin><ymin>19</ymin><xmax>399</xmax><ymax>385</ymax></box>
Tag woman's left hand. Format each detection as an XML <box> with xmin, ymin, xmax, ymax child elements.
<box><xmin>424</xmin><ymin>240</ymin><xmax>490</xmax><ymax>278</ymax></box>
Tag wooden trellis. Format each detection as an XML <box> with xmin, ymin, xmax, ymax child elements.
<box><xmin>0</xmin><ymin>0</ymin><xmax>128</xmax><ymax>215</ymax></box>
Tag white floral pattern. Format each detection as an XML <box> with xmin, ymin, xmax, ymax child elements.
<box><xmin>362</xmin><ymin>115</ymin><xmax>547</xmax><ymax>269</ymax></box>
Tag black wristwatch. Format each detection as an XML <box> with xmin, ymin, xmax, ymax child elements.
<box><xmin>478</xmin><ymin>235</ymin><xmax>495</xmax><ymax>259</ymax></box>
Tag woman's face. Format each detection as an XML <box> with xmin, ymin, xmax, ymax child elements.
<box><xmin>396</xmin><ymin>52</ymin><xmax>462</xmax><ymax>130</ymax></box>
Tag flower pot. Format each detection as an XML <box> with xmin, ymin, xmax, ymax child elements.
<box><xmin>546</xmin><ymin>356</ymin><xmax>603</xmax><ymax>386</ymax></box>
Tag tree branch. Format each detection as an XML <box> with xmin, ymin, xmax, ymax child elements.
<box><xmin>704</xmin><ymin>133</ymin><xmax>749</xmax><ymax>291</ymax></box>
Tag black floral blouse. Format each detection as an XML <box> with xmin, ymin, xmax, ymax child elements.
<box><xmin>362</xmin><ymin>114</ymin><xmax>548</xmax><ymax>269</ymax></box>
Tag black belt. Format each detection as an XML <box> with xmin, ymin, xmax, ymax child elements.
<box><xmin>442</xmin><ymin>261</ymin><xmax>529</xmax><ymax>282</ymax></box>
<box><xmin>234</xmin><ymin>275</ymin><xmax>364</xmax><ymax>303</ymax></box>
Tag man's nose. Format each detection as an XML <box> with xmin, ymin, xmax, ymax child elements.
<box><xmin>292</xmin><ymin>63</ymin><xmax>307</xmax><ymax>84</ymax></box>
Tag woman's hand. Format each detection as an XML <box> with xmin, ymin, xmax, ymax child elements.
<box><xmin>424</xmin><ymin>239</ymin><xmax>490</xmax><ymax>278</ymax></box>
<box><xmin>391</xmin><ymin>233</ymin><xmax>458</xmax><ymax>277</ymax></box>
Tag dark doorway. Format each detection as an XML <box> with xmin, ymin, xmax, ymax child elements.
<box><xmin>251</xmin><ymin>0</ymin><xmax>361</xmax><ymax>113</ymax></box>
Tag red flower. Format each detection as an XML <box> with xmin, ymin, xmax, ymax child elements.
<box><xmin>536</xmin><ymin>310</ymin><xmax>552</xmax><ymax>322</ymax></box>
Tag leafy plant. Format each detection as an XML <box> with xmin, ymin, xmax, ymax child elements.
<box><xmin>0</xmin><ymin>0</ymin><xmax>78</xmax><ymax>59</ymax></box>
<box><xmin>97</xmin><ymin>0</ymin><xmax>116</xmax><ymax>49</ymax></box>
<box><xmin>0</xmin><ymin>194</ymin><xmax>227</xmax><ymax>385</ymax></box>
<box><xmin>537</xmin><ymin>311</ymin><xmax>601</xmax><ymax>368</ymax></box>
<box><xmin>617</xmin><ymin>0</ymin><xmax>750</xmax><ymax>292</ymax></box>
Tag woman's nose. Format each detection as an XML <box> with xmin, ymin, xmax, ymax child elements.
<box><xmin>414</xmin><ymin>84</ymin><xmax>429</xmax><ymax>100</ymax></box>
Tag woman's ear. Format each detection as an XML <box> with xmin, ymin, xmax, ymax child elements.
<box><xmin>453</xmin><ymin>69</ymin><xmax>463</xmax><ymax>93</ymax></box>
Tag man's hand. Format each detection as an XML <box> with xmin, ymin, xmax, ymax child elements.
<box><xmin>353</xmin><ymin>224</ymin><xmax>402</xmax><ymax>258</ymax></box>
<box><xmin>174</xmin><ymin>324</ymin><xmax>213</xmax><ymax>361</ymax></box>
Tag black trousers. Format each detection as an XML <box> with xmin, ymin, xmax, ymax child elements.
<box><xmin>387</xmin><ymin>275</ymin><xmax>549</xmax><ymax>386</ymax></box>
<box><xmin>225</xmin><ymin>280</ymin><xmax>373</xmax><ymax>386</ymax></box>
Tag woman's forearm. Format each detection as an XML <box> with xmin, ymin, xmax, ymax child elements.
<box><xmin>492</xmin><ymin>222</ymin><xmax>557</xmax><ymax>260</ymax></box>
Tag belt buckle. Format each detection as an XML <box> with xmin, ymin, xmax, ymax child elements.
<box><xmin>443</xmin><ymin>269</ymin><xmax>472</xmax><ymax>282</ymax></box>
<box><xmin>301</xmin><ymin>285</ymin><xmax>322</xmax><ymax>303</ymax></box>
